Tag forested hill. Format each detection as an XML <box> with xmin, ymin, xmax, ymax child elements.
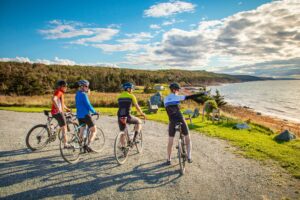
<box><xmin>231</xmin><ymin>75</ymin><xmax>275</xmax><ymax>81</ymax></box>
<box><xmin>0</xmin><ymin>61</ymin><xmax>255</xmax><ymax>95</ymax></box>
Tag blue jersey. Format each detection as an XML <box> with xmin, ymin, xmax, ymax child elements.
<box><xmin>75</xmin><ymin>90</ymin><xmax>96</xmax><ymax>119</ymax></box>
<box><xmin>164</xmin><ymin>93</ymin><xmax>186</xmax><ymax>107</ymax></box>
<box><xmin>164</xmin><ymin>93</ymin><xmax>186</xmax><ymax>122</ymax></box>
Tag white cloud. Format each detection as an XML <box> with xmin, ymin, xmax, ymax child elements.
<box><xmin>92</xmin><ymin>43</ymin><xmax>145</xmax><ymax>52</ymax></box>
<box><xmin>0</xmin><ymin>56</ymin><xmax>119</xmax><ymax>67</ymax></box>
<box><xmin>162</xmin><ymin>18</ymin><xmax>184</xmax><ymax>26</ymax></box>
<box><xmin>127</xmin><ymin>0</ymin><xmax>300</xmax><ymax>75</ymax></box>
<box><xmin>144</xmin><ymin>1</ymin><xmax>196</xmax><ymax>18</ymax></box>
<box><xmin>213</xmin><ymin>58</ymin><xmax>300</xmax><ymax>78</ymax></box>
<box><xmin>150</xmin><ymin>24</ymin><xmax>161</xmax><ymax>29</ymax></box>
<box><xmin>39</xmin><ymin>20</ymin><xmax>119</xmax><ymax>43</ymax></box>
<box><xmin>53</xmin><ymin>57</ymin><xmax>76</xmax><ymax>65</ymax></box>
<box><xmin>72</xmin><ymin>28</ymin><xmax>119</xmax><ymax>44</ymax></box>
<box><xmin>92</xmin><ymin>32</ymin><xmax>153</xmax><ymax>52</ymax></box>
<box><xmin>0</xmin><ymin>56</ymin><xmax>31</xmax><ymax>63</ymax></box>
<box><xmin>93</xmin><ymin>32</ymin><xmax>153</xmax><ymax>52</ymax></box>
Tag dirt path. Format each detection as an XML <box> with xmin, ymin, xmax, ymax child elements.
<box><xmin>0</xmin><ymin>110</ymin><xmax>299</xmax><ymax>200</ymax></box>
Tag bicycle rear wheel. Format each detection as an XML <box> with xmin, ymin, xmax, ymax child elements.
<box><xmin>26</xmin><ymin>124</ymin><xmax>49</xmax><ymax>151</ymax></box>
<box><xmin>60</xmin><ymin>124</ymin><xmax>80</xmax><ymax>164</ymax></box>
<box><xmin>114</xmin><ymin>131</ymin><xmax>129</xmax><ymax>164</ymax></box>
<box><xmin>178</xmin><ymin>139</ymin><xmax>186</xmax><ymax>175</ymax></box>
<box><xmin>89</xmin><ymin>127</ymin><xmax>105</xmax><ymax>153</ymax></box>
<box><xmin>135</xmin><ymin>130</ymin><xmax>143</xmax><ymax>153</ymax></box>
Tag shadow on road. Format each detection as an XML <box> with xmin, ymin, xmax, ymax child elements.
<box><xmin>1</xmin><ymin>148</ymin><xmax>180</xmax><ymax>199</ymax></box>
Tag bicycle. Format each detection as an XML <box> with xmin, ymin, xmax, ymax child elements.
<box><xmin>175</xmin><ymin>122</ymin><xmax>187</xmax><ymax>175</ymax></box>
<box><xmin>25</xmin><ymin>110</ymin><xmax>76</xmax><ymax>151</ymax></box>
<box><xmin>114</xmin><ymin>116</ymin><xmax>145</xmax><ymax>165</ymax></box>
<box><xmin>59</xmin><ymin>113</ymin><xmax>105</xmax><ymax>164</ymax></box>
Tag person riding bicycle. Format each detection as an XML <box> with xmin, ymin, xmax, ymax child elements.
<box><xmin>75</xmin><ymin>80</ymin><xmax>99</xmax><ymax>151</ymax></box>
<box><xmin>117</xmin><ymin>82</ymin><xmax>146</xmax><ymax>142</ymax></box>
<box><xmin>164</xmin><ymin>82</ymin><xmax>205</xmax><ymax>165</ymax></box>
<box><xmin>51</xmin><ymin>80</ymin><xmax>70</xmax><ymax>148</ymax></box>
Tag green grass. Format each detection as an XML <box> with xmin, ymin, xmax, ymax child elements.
<box><xmin>1</xmin><ymin>106</ymin><xmax>299</xmax><ymax>178</ymax></box>
<box><xmin>0</xmin><ymin>106</ymin><xmax>119</xmax><ymax>116</ymax></box>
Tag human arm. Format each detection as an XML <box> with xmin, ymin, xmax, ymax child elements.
<box><xmin>52</xmin><ymin>96</ymin><xmax>62</xmax><ymax>112</ymax></box>
<box><xmin>132</xmin><ymin>95</ymin><xmax>146</xmax><ymax>118</ymax></box>
<box><xmin>61</xmin><ymin>94</ymin><xmax>70</xmax><ymax>112</ymax></box>
<box><xmin>134</xmin><ymin>103</ymin><xmax>146</xmax><ymax>118</ymax></box>
<box><xmin>185</xmin><ymin>92</ymin><xmax>208</xmax><ymax>103</ymax></box>
<box><xmin>82</xmin><ymin>93</ymin><xmax>96</xmax><ymax>114</ymax></box>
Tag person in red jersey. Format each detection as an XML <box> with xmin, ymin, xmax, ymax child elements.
<box><xmin>51</xmin><ymin>80</ymin><xmax>70</xmax><ymax>148</ymax></box>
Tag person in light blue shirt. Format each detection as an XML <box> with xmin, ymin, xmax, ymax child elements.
<box><xmin>164</xmin><ymin>83</ymin><xmax>206</xmax><ymax>165</ymax></box>
<box><xmin>75</xmin><ymin>80</ymin><xmax>98</xmax><ymax>151</ymax></box>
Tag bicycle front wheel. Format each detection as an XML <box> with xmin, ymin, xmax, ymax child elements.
<box><xmin>114</xmin><ymin>131</ymin><xmax>129</xmax><ymax>164</ymax></box>
<box><xmin>178</xmin><ymin>139</ymin><xmax>186</xmax><ymax>175</ymax></box>
<box><xmin>26</xmin><ymin>124</ymin><xmax>49</xmax><ymax>151</ymax></box>
<box><xmin>60</xmin><ymin>130</ymin><xmax>80</xmax><ymax>164</ymax></box>
<box><xmin>135</xmin><ymin>130</ymin><xmax>143</xmax><ymax>153</ymax></box>
<box><xmin>89</xmin><ymin>127</ymin><xmax>105</xmax><ymax>153</ymax></box>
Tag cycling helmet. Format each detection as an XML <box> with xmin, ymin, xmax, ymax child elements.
<box><xmin>169</xmin><ymin>83</ymin><xmax>181</xmax><ymax>90</ymax></box>
<box><xmin>122</xmin><ymin>82</ymin><xmax>134</xmax><ymax>90</ymax></box>
<box><xmin>78</xmin><ymin>80</ymin><xmax>89</xmax><ymax>87</ymax></box>
<box><xmin>56</xmin><ymin>80</ymin><xmax>67</xmax><ymax>87</ymax></box>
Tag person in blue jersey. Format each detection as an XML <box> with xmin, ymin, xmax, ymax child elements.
<box><xmin>164</xmin><ymin>83</ymin><xmax>206</xmax><ymax>165</ymax></box>
<box><xmin>75</xmin><ymin>80</ymin><xmax>99</xmax><ymax>151</ymax></box>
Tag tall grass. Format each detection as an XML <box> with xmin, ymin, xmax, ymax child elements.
<box><xmin>0</xmin><ymin>91</ymin><xmax>152</xmax><ymax>107</ymax></box>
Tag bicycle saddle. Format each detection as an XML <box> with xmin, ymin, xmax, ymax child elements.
<box><xmin>119</xmin><ymin>117</ymin><xmax>127</xmax><ymax>125</ymax></box>
<box><xmin>43</xmin><ymin>110</ymin><xmax>50</xmax><ymax>116</ymax></box>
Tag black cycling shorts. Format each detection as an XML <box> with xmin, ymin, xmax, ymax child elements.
<box><xmin>53</xmin><ymin>113</ymin><xmax>66</xmax><ymax>127</ymax></box>
<box><xmin>118</xmin><ymin>115</ymin><xmax>141</xmax><ymax>131</ymax></box>
<box><xmin>168</xmin><ymin>118</ymin><xmax>189</xmax><ymax>137</ymax></box>
<box><xmin>78</xmin><ymin>115</ymin><xmax>95</xmax><ymax>128</ymax></box>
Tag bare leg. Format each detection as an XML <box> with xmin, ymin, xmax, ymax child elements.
<box><xmin>88</xmin><ymin>126</ymin><xmax>97</xmax><ymax>145</ymax></box>
<box><xmin>62</xmin><ymin>125</ymin><xmax>68</xmax><ymax>145</ymax></box>
<box><xmin>185</xmin><ymin>135</ymin><xmax>192</xmax><ymax>160</ymax></box>
<box><xmin>167</xmin><ymin>137</ymin><xmax>174</xmax><ymax>161</ymax></box>
<box><xmin>79</xmin><ymin>127</ymin><xmax>85</xmax><ymax>143</ymax></box>
<box><xmin>133</xmin><ymin>119</ymin><xmax>142</xmax><ymax>141</ymax></box>
<box><xmin>134</xmin><ymin>119</ymin><xmax>142</xmax><ymax>132</ymax></box>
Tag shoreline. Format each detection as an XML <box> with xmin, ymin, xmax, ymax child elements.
<box><xmin>222</xmin><ymin>104</ymin><xmax>300</xmax><ymax>137</ymax></box>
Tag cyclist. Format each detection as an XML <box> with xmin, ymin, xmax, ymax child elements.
<box><xmin>164</xmin><ymin>83</ymin><xmax>205</xmax><ymax>165</ymax></box>
<box><xmin>75</xmin><ymin>80</ymin><xmax>98</xmax><ymax>151</ymax></box>
<box><xmin>117</xmin><ymin>82</ymin><xmax>146</xmax><ymax>142</ymax></box>
<box><xmin>51</xmin><ymin>80</ymin><xmax>70</xmax><ymax>148</ymax></box>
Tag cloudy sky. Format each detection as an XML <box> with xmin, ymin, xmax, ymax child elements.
<box><xmin>0</xmin><ymin>0</ymin><xmax>299</xmax><ymax>77</ymax></box>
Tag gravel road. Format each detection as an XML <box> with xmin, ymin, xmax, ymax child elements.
<box><xmin>0</xmin><ymin>110</ymin><xmax>299</xmax><ymax>200</ymax></box>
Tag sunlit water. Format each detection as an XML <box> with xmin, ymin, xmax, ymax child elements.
<box><xmin>208</xmin><ymin>80</ymin><xmax>300</xmax><ymax>123</ymax></box>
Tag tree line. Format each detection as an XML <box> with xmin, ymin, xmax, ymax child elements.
<box><xmin>0</xmin><ymin>62</ymin><xmax>239</xmax><ymax>96</ymax></box>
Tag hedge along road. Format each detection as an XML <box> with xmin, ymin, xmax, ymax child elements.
<box><xmin>0</xmin><ymin>110</ymin><xmax>299</xmax><ymax>200</ymax></box>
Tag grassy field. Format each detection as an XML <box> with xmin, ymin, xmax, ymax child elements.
<box><xmin>0</xmin><ymin>91</ymin><xmax>152</xmax><ymax>107</ymax></box>
<box><xmin>1</xmin><ymin>106</ymin><xmax>299</xmax><ymax>178</ymax></box>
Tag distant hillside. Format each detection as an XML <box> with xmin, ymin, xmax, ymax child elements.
<box><xmin>0</xmin><ymin>61</ymin><xmax>266</xmax><ymax>95</ymax></box>
<box><xmin>231</xmin><ymin>75</ymin><xmax>275</xmax><ymax>82</ymax></box>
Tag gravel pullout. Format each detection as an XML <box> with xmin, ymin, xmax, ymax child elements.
<box><xmin>0</xmin><ymin>110</ymin><xmax>299</xmax><ymax>200</ymax></box>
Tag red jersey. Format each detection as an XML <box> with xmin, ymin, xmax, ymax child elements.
<box><xmin>51</xmin><ymin>89</ymin><xmax>64</xmax><ymax>115</ymax></box>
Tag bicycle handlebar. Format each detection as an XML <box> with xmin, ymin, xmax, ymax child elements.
<box><xmin>91</xmin><ymin>112</ymin><xmax>100</xmax><ymax>120</ymax></box>
<box><xmin>136</xmin><ymin>115</ymin><xmax>146</xmax><ymax>124</ymax></box>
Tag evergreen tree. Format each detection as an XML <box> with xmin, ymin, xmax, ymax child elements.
<box><xmin>213</xmin><ymin>89</ymin><xmax>227</xmax><ymax>107</ymax></box>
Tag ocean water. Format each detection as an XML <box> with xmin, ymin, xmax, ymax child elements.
<box><xmin>208</xmin><ymin>80</ymin><xmax>300</xmax><ymax>123</ymax></box>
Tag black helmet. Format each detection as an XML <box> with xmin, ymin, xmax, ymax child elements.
<box><xmin>78</xmin><ymin>80</ymin><xmax>89</xmax><ymax>87</ymax></box>
<box><xmin>169</xmin><ymin>83</ymin><xmax>181</xmax><ymax>90</ymax></box>
<box><xmin>56</xmin><ymin>80</ymin><xmax>67</xmax><ymax>87</ymax></box>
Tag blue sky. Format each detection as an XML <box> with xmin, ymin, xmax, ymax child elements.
<box><xmin>0</xmin><ymin>0</ymin><xmax>299</xmax><ymax>77</ymax></box>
